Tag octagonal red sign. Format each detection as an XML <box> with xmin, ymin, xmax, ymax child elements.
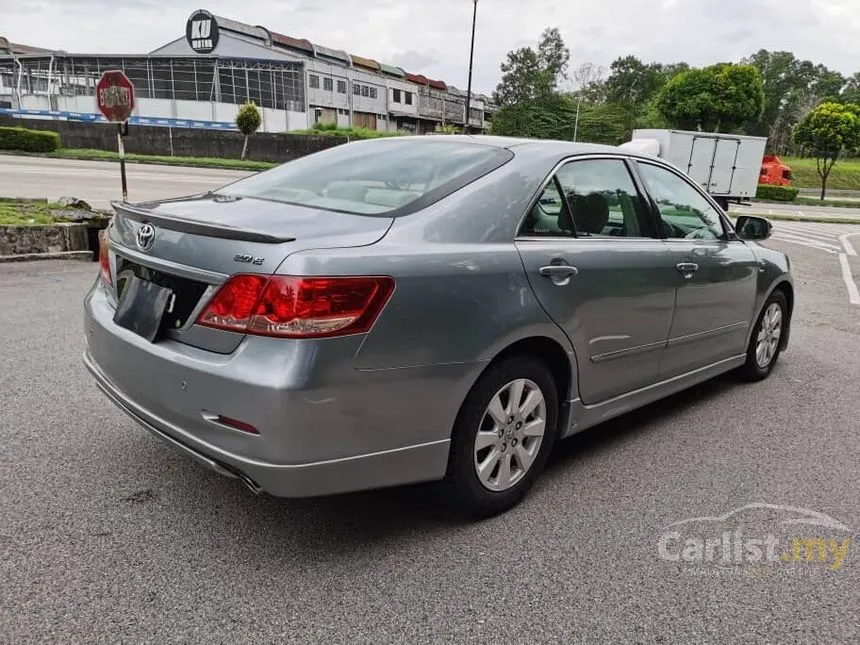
<box><xmin>96</xmin><ymin>70</ymin><xmax>135</xmax><ymax>123</ymax></box>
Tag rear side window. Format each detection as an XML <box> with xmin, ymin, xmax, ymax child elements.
<box><xmin>520</xmin><ymin>158</ymin><xmax>655</xmax><ymax>238</ymax></box>
<box><xmin>218</xmin><ymin>139</ymin><xmax>512</xmax><ymax>216</ymax></box>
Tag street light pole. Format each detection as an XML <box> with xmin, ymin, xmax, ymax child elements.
<box><xmin>464</xmin><ymin>0</ymin><xmax>478</xmax><ymax>134</ymax></box>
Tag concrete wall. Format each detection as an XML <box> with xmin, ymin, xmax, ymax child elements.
<box><xmin>0</xmin><ymin>223</ymin><xmax>89</xmax><ymax>257</ymax></box>
<box><xmin>0</xmin><ymin>114</ymin><xmax>348</xmax><ymax>163</ymax></box>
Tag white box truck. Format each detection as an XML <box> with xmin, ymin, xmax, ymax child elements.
<box><xmin>620</xmin><ymin>129</ymin><xmax>768</xmax><ymax>209</ymax></box>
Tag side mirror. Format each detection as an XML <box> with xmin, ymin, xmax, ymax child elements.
<box><xmin>735</xmin><ymin>215</ymin><xmax>773</xmax><ymax>241</ymax></box>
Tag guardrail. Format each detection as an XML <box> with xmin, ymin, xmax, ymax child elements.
<box><xmin>0</xmin><ymin>108</ymin><xmax>239</xmax><ymax>131</ymax></box>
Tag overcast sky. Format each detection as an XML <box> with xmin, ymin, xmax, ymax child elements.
<box><xmin>3</xmin><ymin>0</ymin><xmax>860</xmax><ymax>94</ymax></box>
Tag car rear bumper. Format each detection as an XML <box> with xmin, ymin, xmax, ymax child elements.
<box><xmin>83</xmin><ymin>281</ymin><xmax>462</xmax><ymax>498</ymax></box>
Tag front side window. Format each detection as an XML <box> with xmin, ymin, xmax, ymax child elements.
<box><xmin>216</xmin><ymin>139</ymin><xmax>512</xmax><ymax>216</ymax></box>
<box><xmin>637</xmin><ymin>163</ymin><xmax>725</xmax><ymax>240</ymax></box>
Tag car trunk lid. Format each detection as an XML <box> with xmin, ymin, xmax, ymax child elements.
<box><xmin>105</xmin><ymin>194</ymin><xmax>393</xmax><ymax>353</ymax></box>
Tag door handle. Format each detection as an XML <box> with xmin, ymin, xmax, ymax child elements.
<box><xmin>539</xmin><ymin>265</ymin><xmax>579</xmax><ymax>278</ymax></box>
<box><xmin>676</xmin><ymin>262</ymin><xmax>699</xmax><ymax>278</ymax></box>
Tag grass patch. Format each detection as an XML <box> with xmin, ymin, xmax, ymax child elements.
<box><xmin>0</xmin><ymin>197</ymin><xmax>109</xmax><ymax>226</ymax></box>
<box><xmin>782</xmin><ymin>156</ymin><xmax>860</xmax><ymax>191</ymax></box>
<box><xmin>0</xmin><ymin>199</ymin><xmax>58</xmax><ymax>225</ymax></box>
<box><xmin>47</xmin><ymin>148</ymin><xmax>275</xmax><ymax>171</ymax></box>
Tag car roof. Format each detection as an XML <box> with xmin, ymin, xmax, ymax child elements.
<box><xmin>367</xmin><ymin>134</ymin><xmax>640</xmax><ymax>161</ymax></box>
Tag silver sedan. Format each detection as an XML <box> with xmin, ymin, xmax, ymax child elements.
<box><xmin>84</xmin><ymin>135</ymin><xmax>793</xmax><ymax>518</ymax></box>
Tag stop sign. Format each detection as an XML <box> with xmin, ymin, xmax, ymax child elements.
<box><xmin>96</xmin><ymin>70</ymin><xmax>135</xmax><ymax>122</ymax></box>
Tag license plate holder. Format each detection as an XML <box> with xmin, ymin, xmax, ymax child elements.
<box><xmin>112</xmin><ymin>274</ymin><xmax>173</xmax><ymax>342</ymax></box>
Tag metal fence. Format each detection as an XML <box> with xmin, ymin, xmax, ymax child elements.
<box><xmin>0</xmin><ymin>55</ymin><xmax>306</xmax><ymax>112</ymax></box>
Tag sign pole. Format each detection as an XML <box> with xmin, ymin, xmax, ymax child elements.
<box><xmin>117</xmin><ymin>122</ymin><xmax>128</xmax><ymax>202</ymax></box>
<box><xmin>96</xmin><ymin>69</ymin><xmax>135</xmax><ymax>203</ymax></box>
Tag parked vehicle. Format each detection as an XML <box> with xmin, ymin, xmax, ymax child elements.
<box><xmin>84</xmin><ymin>135</ymin><xmax>794</xmax><ymax>518</ymax></box>
<box><xmin>620</xmin><ymin>129</ymin><xmax>769</xmax><ymax>210</ymax></box>
<box><xmin>760</xmin><ymin>155</ymin><xmax>793</xmax><ymax>187</ymax></box>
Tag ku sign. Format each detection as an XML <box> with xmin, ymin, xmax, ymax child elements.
<box><xmin>96</xmin><ymin>70</ymin><xmax>135</xmax><ymax>123</ymax></box>
<box><xmin>186</xmin><ymin>10</ymin><xmax>220</xmax><ymax>54</ymax></box>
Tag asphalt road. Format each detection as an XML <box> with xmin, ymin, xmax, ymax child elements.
<box><xmin>2</xmin><ymin>154</ymin><xmax>860</xmax><ymax>221</ymax></box>
<box><xmin>1</xmin><ymin>229</ymin><xmax>859</xmax><ymax>643</ymax></box>
<box><xmin>0</xmin><ymin>155</ymin><xmax>251</xmax><ymax>210</ymax></box>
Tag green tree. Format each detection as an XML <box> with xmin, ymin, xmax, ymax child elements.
<box><xmin>840</xmin><ymin>72</ymin><xmax>860</xmax><ymax>105</ymax></box>
<box><xmin>793</xmin><ymin>102</ymin><xmax>860</xmax><ymax>199</ymax></box>
<box><xmin>236</xmin><ymin>101</ymin><xmax>262</xmax><ymax>160</ymax></box>
<box><xmin>656</xmin><ymin>63</ymin><xmax>764</xmax><ymax>132</ymax></box>
<box><xmin>743</xmin><ymin>50</ymin><xmax>847</xmax><ymax>152</ymax></box>
<box><xmin>603</xmin><ymin>55</ymin><xmax>667</xmax><ymax>108</ymax></box>
<box><xmin>493</xmin><ymin>27</ymin><xmax>570</xmax><ymax>106</ymax></box>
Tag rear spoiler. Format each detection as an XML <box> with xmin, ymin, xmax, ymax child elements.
<box><xmin>111</xmin><ymin>200</ymin><xmax>296</xmax><ymax>244</ymax></box>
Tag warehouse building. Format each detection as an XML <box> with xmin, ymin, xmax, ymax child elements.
<box><xmin>0</xmin><ymin>10</ymin><xmax>495</xmax><ymax>133</ymax></box>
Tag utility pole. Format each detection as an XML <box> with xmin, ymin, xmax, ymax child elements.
<box><xmin>463</xmin><ymin>0</ymin><xmax>478</xmax><ymax>134</ymax></box>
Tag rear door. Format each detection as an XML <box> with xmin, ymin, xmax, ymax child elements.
<box><xmin>709</xmin><ymin>138</ymin><xmax>741</xmax><ymax>195</ymax></box>
<box><xmin>516</xmin><ymin>156</ymin><xmax>676</xmax><ymax>406</ymax></box>
<box><xmin>633</xmin><ymin>160</ymin><xmax>759</xmax><ymax>378</ymax></box>
<box><xmin>687</xmin><ymin>136</ymin><xmax>717</xmax><ymax>192</ymax></box>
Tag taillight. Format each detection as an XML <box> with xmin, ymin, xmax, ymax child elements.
<box><xmin>197</xmin><ymin>275</ymin><xmax>395</xmax><ymax>339</ymax></box>
<box><xmin>98</xmin><ymin>230</ymin><xmax>111</xmax><ymax>286</ymax></box>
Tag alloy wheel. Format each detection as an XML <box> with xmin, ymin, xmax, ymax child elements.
<box><xmin>473</xmin><ymin>378</ymin><xmax>547</xmax><ymax>492</ymax></box>
<box><xmin>755</xmin><ymin>302</ymin><xmax>783</xmax><ymax>368</ymax></box>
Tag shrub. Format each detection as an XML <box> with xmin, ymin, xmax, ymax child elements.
<box><xmin>0</xmin><ymin>126</ymin><xmax>62</xmax><ymax>153</ymax></box>
<box><xmin>235</xmin><ymin>101</ymin><xmax>262</xmax><ymax>160</ymax></box>
<box><xmin>755</xmin><ymin>184</ymin><xmax>799</xmax><ymax>201</ymax></box>
<box><xmin>302</xmin><ymin>123</ymin><xmax>404</xmax><ymax>139</ymax></box>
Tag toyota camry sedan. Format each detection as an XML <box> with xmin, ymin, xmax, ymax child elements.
<box><xmin>83</xmin><ymin>135</ymin><xmax>793</xmax><ymax>518</ymax></box>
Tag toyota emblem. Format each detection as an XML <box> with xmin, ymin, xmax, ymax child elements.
<box><xmin>136</xmin><ymin>223</ymin><xmax>156</xmax><ymax>251</ymax></box>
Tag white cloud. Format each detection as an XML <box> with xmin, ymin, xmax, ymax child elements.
<box><xmin>3</xmin><ymin>0</ymin><xmax>859</xmax><ymax>94</ymax></box>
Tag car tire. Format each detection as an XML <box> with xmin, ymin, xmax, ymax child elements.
<box><xmin>738</xmin><ymin>290</ymin><xmax>789</xmax><ymax>382</ymax></box>
<box><xmin>443</xmin><ymin>355</ymin><xmax>559</xmax><ymax>519</ymax></box>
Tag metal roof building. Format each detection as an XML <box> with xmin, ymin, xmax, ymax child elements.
<box><xmin>0</xmin><ymin>9</ymin><xmax>497</xmax><ymax>134</ymax></box>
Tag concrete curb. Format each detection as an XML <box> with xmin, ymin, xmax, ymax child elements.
<box><xmin>0</xmin><ymin>250</ymin><xmax>93</xmax><ymax>263</ymax></box>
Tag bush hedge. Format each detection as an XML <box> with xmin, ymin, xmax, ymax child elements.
<box><xmin>755</xmin><ymin>184</ymin><xmax>799</xmax><ymax>202</ymax></box>
<box><xmin>0</xmin><ymin>126</ymin><xmax>62</xmax><ymax>153</ymax></box>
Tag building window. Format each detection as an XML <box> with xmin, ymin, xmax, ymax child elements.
<box><xmin>353</xmin><ymin>83</ymin><xmax>361</xmax><ymax>95</ymax></box>
<box><xmin>405</xmin><ymin>92</ymin><xmax>412</xmax><ymax>106</ymax></box>
<box><xmin>309</xmin><ymin>74</ymin><xmax>320</xmax><ymax>89</ymax></box>
<box><xmin>393</xmin><ymin>89</ymin><xmax>401</xmax><ymax>103</ymax></box>
<box><xmin>337</xmin><ymin>79</ymin><xmax>346</xmax><ymax>94</ymax></box>
<box><xmin>369</xmin><ymin>87</ymin><xmax>377</xmax><ymax>99</ymax></box>
<box><xmin>361</xmin><ymin>85</ymin><xmax>369</xmax><ymax>97</ymax></box>
<box><xmin>323</xmin><ymin>77</ymin><xmax>333</xmax><ymax>91</ymax></box>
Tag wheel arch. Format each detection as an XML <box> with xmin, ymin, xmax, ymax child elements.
<box><xmin>461</xmin><ymin>335</ymin><xmax>578</xmax><ymax>441</ymax></box>
<box><xmin>747</xmin><ymin>278</ymin><xmax>794</xmax><ymax>351</ymax></box>
<box><xmin>770</xmin><ymin>280</ymin><xmax>794</xmax><ymax>350</ymax></box>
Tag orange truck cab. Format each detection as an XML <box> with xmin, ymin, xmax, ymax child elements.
<box><xmin>760</xmin><ymin>155</ymin><xmax>793</xmax><ymax>186</ymax></box>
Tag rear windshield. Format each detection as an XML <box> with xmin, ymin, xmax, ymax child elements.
<box><xmin>216</xmin><ymin>138</ymin><xmax>512</xmax><ymax>215</ymax></box>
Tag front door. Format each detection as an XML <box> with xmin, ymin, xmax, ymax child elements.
<box><xmin>634</xmin><ymin>161</ymin><xmax>760</xmax><ymax>378</ymax></box>
<box><xmin>516</xmin><ymin>157</ymin><xmax>677</xmax><ymax>405</ymax></box>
